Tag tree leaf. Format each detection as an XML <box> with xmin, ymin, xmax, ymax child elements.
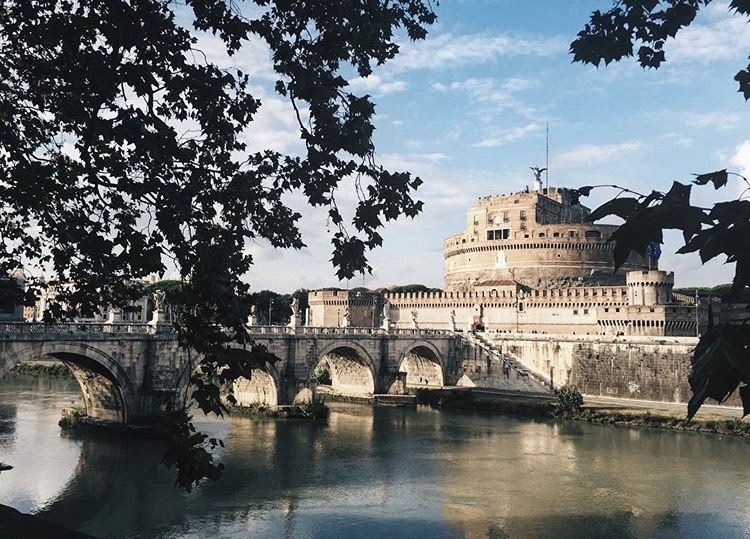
<box><xmin>693</xmin><ymin>170</ymin><xmax>728</xmax><ymax>189</ymax></box>
<box><xmin>585</xmin><ymin>197</ymin><xmax>640</xmax><ymax>223</ymax></box>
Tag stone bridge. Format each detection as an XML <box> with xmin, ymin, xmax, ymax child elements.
<box><xmin>0</xmin><ymin>322</ymin><xmax>463</xmax><ymax>426</ymax></box>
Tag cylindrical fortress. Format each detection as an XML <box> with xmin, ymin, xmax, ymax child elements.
<box><xmin>443</xmin><ymin>186</ymin><xmax>650</xmax><ymax>290</ymax></box>
<box><xmin>626</xmin><ymin>270</ymin><xmax>674</xmax><ymax>305</ymax></box>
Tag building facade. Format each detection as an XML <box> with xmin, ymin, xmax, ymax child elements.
<box><xmin>309</xmin><ymin>183</ymin><xmax>710</xmax><ymax>337</ymax></box>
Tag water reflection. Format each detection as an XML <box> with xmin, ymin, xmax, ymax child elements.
<box><xmin>0</xmin><ymin>378</ymin><xmax>85</xmax><ymax>513</ymax></box>
<box><xmin>2</xmin><ymin>380</ymin><xmax>750</xmax><ymax>539</ymax></box>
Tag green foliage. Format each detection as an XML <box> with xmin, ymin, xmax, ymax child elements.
<box><xmin>160</xmin><ymin>408</ymin><xmax>223</xmax><ymax>493</ymax></box>
<box><xmin>142</xmin><ymin>280</ymin><xmax>187</xmax><ymax>307</ymax></box>
<box><xmin>250</xmin><ymin>290</ymin><xmax>289</xmax><ymax>325</ymax></box>
<box><xmin>388</xmin><ymin>284</ymin><xmax>443</xmax><ymax>293</ymax></box>
<box><xmin>576</xmin><ymin>175</ymin><xmax>750</xmax><ymax>419</ymax></box>
<box><xmin>572</xmin><ymin>3</ymin><xmax>750</xmax><ymax>419</ymax></box>
<box><xmin>0</xmin><ymin>0</ymin><xmax>437</xmax><ymax>489</ymax></box>
<box><xmin>674</xmin><ymin>284</ymin><xmax>750</xmax><ymax>303</ymax></box>
<box><xmin>313</xmin><ymin>365</ymin><xmax>332</xmax><ymax>385</ymax></box>
<box><xmin>298</xmin><ymin>393</ymin><xmax>329</xmax><ymax>419</ymax></box>
<box><xmin>6</xmin><ymin>362</ymin><xmax>73</xmax><ymax>378</ymax></box>
<box><xmin>556</xmin><ymin>386</ymin><xmax>584</xmax><ymax>416</ymax></box>
<box><xmin>571</xmin><ymin>1</ymin><xmax>750</xmax><ymax>99</ymax></box>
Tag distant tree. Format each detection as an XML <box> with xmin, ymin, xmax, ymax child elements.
<box><xmin>0</xmin><ymin>0</ymin><xmax>436</xmax><ymax>490</ymax></box>
<box><xmin>142</xmin><ymin>280</ymin><xmax>185</xmax><ymax>306</ymax></box>
<box><xmin>389</xmin><ymin>284</ymin><xmax>442</xmax><ymax>293</ymax></box>
<box><xmin>250</xmin><ymin>290</ymin><xmax>291</xmax><ymax>325</ymax></box>
<box><xmin>572</xmin><ymin>1</ymin><xmax>750</xmax><ymax>419</ymax></box>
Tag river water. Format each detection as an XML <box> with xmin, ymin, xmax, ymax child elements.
<box><xmin>1</xmin><ymin>378</ymin><xmax>749</xmax><ymax>539</ymax></box>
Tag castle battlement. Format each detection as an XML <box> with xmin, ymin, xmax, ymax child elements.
<box><xmin>308</xmin><ymin>182</ymin><xmax>707</xmax><ymax>338</ymax></box>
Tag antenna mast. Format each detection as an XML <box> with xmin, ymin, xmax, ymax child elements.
<box><xmin>545</xmin><ymin>123</ymin><xmax>549</xmax><ymax>189</ymax></box>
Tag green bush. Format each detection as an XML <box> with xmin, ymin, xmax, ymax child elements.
<box><xmin>313</xmin><ymin>365</ymin><xmax>332</xmax><ymax>385</ymax></box>
<box><xmin>556</xmin><ymin>385</ymin><xmax>584</xmax><ymax>416</ymax></box>
<box><xmin>299</xmin><ymin>393</ymin><xmax>329</xmax><ymax>419</ymax></box>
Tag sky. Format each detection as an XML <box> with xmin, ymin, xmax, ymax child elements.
<box><xmin>195</xmin><ymin>1</ymin><xmax>750</xmax><ymax>293</ymax></box>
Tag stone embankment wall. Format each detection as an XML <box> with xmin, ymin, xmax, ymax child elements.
<box><xmin>486</xmin><ymin>333</ymin><xmax>741</xmax><ymax>407</ymax></box>
<box><xmin>459</xmin><ymin>338</ymin><xmax>553</xmax><ymax>393</ymax></box>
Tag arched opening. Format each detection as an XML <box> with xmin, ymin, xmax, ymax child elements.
<box><xmin>233</xmin><ymin>364</ymin><xmax>279</xmax><ymax>408</ymax></box>
<box><xmin>398</xmin><ymin>345</ymin><xmax>443</xmax><ymax>389</ymax></box>
<box><xmin>316</xmin><ymin>346</ymin><xmax>374</xmax><ymax>398</ymax></box>
<box><xmin>60</xmin><ymin>355</ymin><xmax>127</xmax><ymax>424</ymax></box>
<box><xmin>5</xmin><ymin>344</ymin><xmax>132</xmax><ymax>424</ymax></box>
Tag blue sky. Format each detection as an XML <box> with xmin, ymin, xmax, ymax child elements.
<box><xmin>199</xmin><ymin>1</ymin><xmax>750</xmax><ymax>293</ymax></box>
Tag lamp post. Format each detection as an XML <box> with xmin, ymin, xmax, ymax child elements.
<box><xmin>269</xmin><ymin>298</ymin><xmax>274</xmax><ymax>326</ymax></box>
<box><xmin>695</xmin><ymin>289</ymin><xmax>699</xmax><ymax>337</ymax></box>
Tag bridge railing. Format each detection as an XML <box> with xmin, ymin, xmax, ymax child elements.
<box><xmin>0</xmin><ymin>322</ymin><xmax>457</xmax><ymax>338</ymax></box>
<box><xmin>245</xmin><ymin>325</ymin><xmax>455</xmax><ymax>337</ymax></box>
<box><xmin>0</xmin><ymin>322</ymin><xmax>162</xmax><ymax>335</ymax></box>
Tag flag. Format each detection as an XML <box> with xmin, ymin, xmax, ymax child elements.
<box><xmin>648</xmin><ymin>242</ymin><xmax>661</xmax><ymax>268</ymax></box>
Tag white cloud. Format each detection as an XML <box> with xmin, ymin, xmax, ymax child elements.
<box><xmin>730</xmin><ymin>139</ymin><xmax>750</xmax><ymax>198</ymax></box>
<box><xmin>432</xmin><ymin>77</ymin><xmax>537</xmax><ymax>117</ymax></box>
<box><xmin>191</xmin><ymin>32</ymin><xmax>277</xmax><ymax>81</ymax></box>
<box><xmin>557</xmin><ymin>142</ymin><xmax>643</xmax><ymax>167</ymax></box>
<box><xmin>238</xmin><ymin>86</ymin><xmax>304</xmax><ymax>154</ymax></box>
<box><xmin>668</xmin><ymin>4</ymin><xmax>750</xmax><ymax>63</ymax></box>
<box><xmin>348</xmin><ymin>74</ymin><xmax>408</xmax><ymax>96</ymax></box>
<box><xmin>379</xmin><ymin>152</ymin><xmax>449</xmax><ymax>172</ymax></box>
<box><xmin>685</xmin><ymin>111</ymin><xmax>741</xmax><ymax>130</ymax></box>
<box><xmin>392</xmin><ymin>32</ymin><xmax>567</xmax><ymax>72</ymax></box>
<box><xmin>474</xmin><ymin>123</ymin><xmax>543</xmax><ymax>148</ymax></box>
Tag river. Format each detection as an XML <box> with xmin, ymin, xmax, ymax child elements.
<box><xmin>1</xmin><ymin>377</ymin><xmax>749</xmax><ymax>539</ymax></box>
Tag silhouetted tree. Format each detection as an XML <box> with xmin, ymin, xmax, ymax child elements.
<box><xmin>0</xmin><ymin>0</ymin><xmax>436</xmax><ymax>490</ymax></box>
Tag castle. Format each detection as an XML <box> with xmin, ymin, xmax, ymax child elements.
<box><xmin>308</xmin><ymin>179</ymin><xmax>707</xmax><ymax>337</ymax></box>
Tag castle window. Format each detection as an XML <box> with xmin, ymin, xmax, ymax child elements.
<box><xmin>553</xmin><ymin>232</ymin><xmax>560</xmax><ymax>238</ymax></box>
<box><xmin>585</xmin><ymin>230</ymin><xmax>602</xmax><ymax>239</ymax></box>
<box><xmin>569</xmin><ymin>230</ymin><xmax>577</xmax><ymax>238</ymax></box>
<box><xmin>503</xmin><ymin>211</ymin><xmax>509</xmax><ymax>222</ymax></box>
<box><xmin>538</xmin><ymin>232</ymin><xmax>545</xmax><ymax>238</ymax></box>
<box><xmin>520</xmin><ymin>210</ymin><xmax>527</xmax><ymax>220</ymax></box>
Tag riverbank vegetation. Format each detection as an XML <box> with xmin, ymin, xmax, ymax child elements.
<box><xmin>4</xmin><ymin>362</ymin><xmax>72</xmax><ymax>379</ymax></box>
<box><xmin>415</xmin><ymin>386</ymin><xmax>750</xmax><ymax>437</ymax></box>
<box><xmin>231</xmin><ymin>395</ymin><xmax>330</xmax><ymax>420</ymax></box>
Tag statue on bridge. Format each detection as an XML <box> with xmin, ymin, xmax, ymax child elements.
<box><xmin>152</xmin><ymin>289</ymin><xmax>166</xmax><ymax>311</ymax></box>
<box><xmin>381</xmin><ymin>300</ymin><xmax>391</xmax><ymax>330</ymax></box>
<box><xmin>248</xmin><ymin>305</ymin><xmax>258</xmax><ymax>326</ymax></box>
<box><xmin>150</xmin><ymin>289</ymin><xmax>168</xmax><ymax>324</ymax></box>
<box><xmin>411</xmin><ymin>309</ymin><xmax>419</xmax><ymax>330</ymax></box>
<box><xmin>289</xmin><ymin>297</ymin><xmax>301</xmax><ymax>328</ymax></box>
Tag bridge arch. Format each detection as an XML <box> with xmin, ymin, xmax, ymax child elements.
<box><xmin>398</xmin><ymin>341</ymin><xmax>444</xmax><ymax>389</ymax></box>
<box><xmin>232</xmin><ymin>360</ymin><xmax>281</xmax><ymax>408</ymax></box>
<box><xmin>315</xmin><ymin>341</ymin><xmax>376</xmax><ymax>398</ymax></box>
<box><xmin>7</xmin><ymin>342</ymin><xmax>134</xmax><ymax>424</ymax></box>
